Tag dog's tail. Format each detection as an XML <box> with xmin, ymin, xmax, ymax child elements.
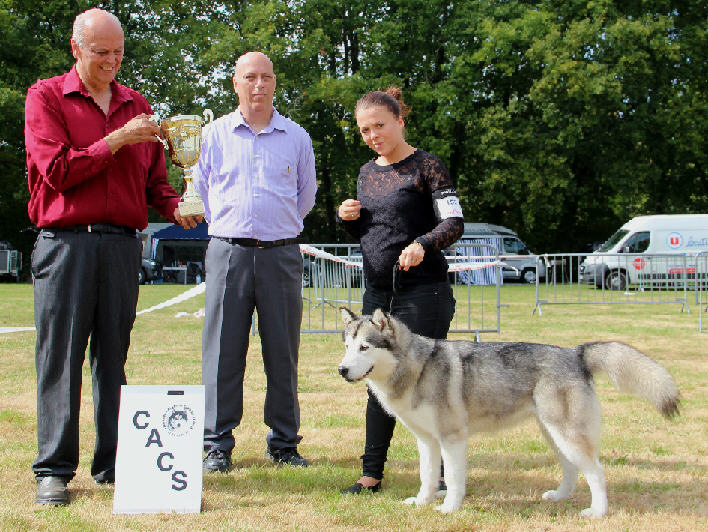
<box><xmin>581</xmin><ymin>342</ymin><xmax>679</xmax><ymax>418</ymax></box>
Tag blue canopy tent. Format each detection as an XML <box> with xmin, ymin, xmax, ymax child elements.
<box><xmin>151</xmin><ymin>221</ymin><xmax>210</xmax><ymax>241</ymax></box>
<box><xmin>151</xmin><ymin>222</ymin><xmax>210</xmax><ymax>282</ymax></box>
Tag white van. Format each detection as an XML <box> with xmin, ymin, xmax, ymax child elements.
<box><xmin>456</xmin><ymin>223</ymin><xmax>545</xmax><ymax>283</ymax></box>
<box><xmin>579</xmin><ymin>214</ymin><xmax>708</xmax><ymax>289</ymax></box>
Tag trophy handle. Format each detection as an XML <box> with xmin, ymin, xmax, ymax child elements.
<box><xmin>153</xmin><ymin>116</ymin><xmax>169</xmax><ymax>147</ymax></box>
<box><xmin>203</xmin><ymin>109</ymin><xmax>214</xmax><ymax>124</ymax></box>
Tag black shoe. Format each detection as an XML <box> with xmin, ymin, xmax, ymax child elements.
<box><xmin>203</xmin><ymin>449</ymin><xmax>232</xmax><ymax>472</ymax></box>
<box><xmin>265</xmin><ymin>447</ymin><xmax>309</xmax><ymax>467</ymax></box>
<box><xmin>36</xmin><ymin>476</ymin><xmax>69</xmax><ymax>505</ymax></box>
<box><xmin>94</xmin><ymin>471</ymin><xmax>115</xmax><ymax>485</ymax></box>
<box><xmin>340</xmin><ymin>481</ymin><xmax>381</xmax><ymax>494</ymax></box>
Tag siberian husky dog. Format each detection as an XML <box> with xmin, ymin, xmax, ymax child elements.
<box><xmin>338</xmin><ymin>308</ymin><xmax>679</xmax><ymax>517</ymax></box>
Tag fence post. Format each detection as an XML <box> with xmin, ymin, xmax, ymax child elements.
<box><xmin>699</xmin><ymin>252</ymin><xmax>708</xmax><ymax>333</ymax></box>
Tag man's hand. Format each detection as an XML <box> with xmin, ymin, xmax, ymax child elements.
<box><xmin>174</xmin><ymin>208</ymin><xmax>203</xmax><ymax>229</ymax></box>
<box><xmin>105</xmin><ymin>114</ymin><xmax>161</xmax><ymax>154</ymax></box>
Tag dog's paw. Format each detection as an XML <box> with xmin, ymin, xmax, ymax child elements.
<box><xmin>404</xmin><ymin>494</ymin><xmax>433</xmax><ymax>506</ymax></box>
<box><xmin>542</xmin><ymin>489</ymin><xmax>568</xmax><ymax>502</ymax></box>
<box><xmin>435</xmin><ymin>502</ymin><xmax>460</xmax><ymax>513</ymax></box>
<box><xmin>435</xmin><ymin>503</ymin><xmax>457</xmax><ymax>514</ymax></box>
<box><xmin>434</xmin><ymin>494</ymin><xmax>463</xmax><ymax>513</ymax></box>
<box><xmin>580</xmin><ymin>506</ymin><xmax>607</xmax><ymax>519</ymax></box>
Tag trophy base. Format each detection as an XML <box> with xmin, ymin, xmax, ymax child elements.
<box><xmin>178</xmin><ymin>198</ymin><xmax>205</xmax><ymax>217</ymax></box>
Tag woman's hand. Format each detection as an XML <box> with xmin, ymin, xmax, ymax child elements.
<box><xmin>338</xmin><ymin>199</ymin><xmax>362</xmax><ymax>221</ymax></box>
<box><xmin>398</xmin><ymin>241</ymin><xmax>425</xmax><ymax>271</ymax></box>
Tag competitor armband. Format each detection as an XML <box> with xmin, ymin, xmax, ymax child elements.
<box><xmin>432</xmin><ymin>187</ymin><xmax>463</xmax><ymax>221</ymax></box>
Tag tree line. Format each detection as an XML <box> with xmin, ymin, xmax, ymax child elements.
<box><xmin>1</xmin><ymin>0</ymin><xmax>706</xmax><ymax>268</ymax></box>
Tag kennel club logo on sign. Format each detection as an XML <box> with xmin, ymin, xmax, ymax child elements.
<box><xmin>113</xmin><ymin>385</ymin><xmax>204</xmax><ymax>514</ymax></box>
<box><xmin>163</xmin><ymin>405</ymin><xmax>196</xmax><ymax>437</ymax></box>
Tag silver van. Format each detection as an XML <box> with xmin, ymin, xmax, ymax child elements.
<box><xmin>455</xmin><ymin>223</ymin><xmax>545</xmax><ymax>283</ymax></box>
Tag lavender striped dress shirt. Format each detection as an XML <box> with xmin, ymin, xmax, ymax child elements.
<box><xmin>192</xmin><ymin>108</ymin><xmax>317</xmax><ymax>240</ymax></box>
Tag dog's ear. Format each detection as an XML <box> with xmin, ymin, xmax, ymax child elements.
<box><xmin>371</xmin><ymin>308</ymin><xmax>392</xmax><ymax>332</ymax></box>
<box><xmin>340</xmin><ymin>307</ymin><xmax>357</xmax><ymax>325</ymax></box>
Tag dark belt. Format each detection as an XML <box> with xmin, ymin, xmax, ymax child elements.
<box><xmin>48</xmin><ymin>224</ymin><xmax>136</xmax><ymax>236</ymax></box>
<box><xmin>215</xmin><ymin>236</ymin><xmax>298</xmax><ymax>248</ymax></box>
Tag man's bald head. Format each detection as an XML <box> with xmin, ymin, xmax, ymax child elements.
<box><xmin>72</xmin><ymin>8</ymin><xmax>122</xmax><ymax>49</ymax></box>
<box><xmin>235</xmin><ymin>52</ymin><xmax>274</xmax><ymax>77</ymax></box>
<box><xmin>70</xmin><ymin>8</ymin><xmax>124</xmax><ymax>93</ymax></box>
<box><xmin>232</xmin><ymin>51</ymin><xmax>276</xmax><ymax>122</ymax></box>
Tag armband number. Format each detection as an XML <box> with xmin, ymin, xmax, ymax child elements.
<box><xmin>435</xmin><ymin>196</ymin><xmax>463</xmax><ymax>219</ymax></box>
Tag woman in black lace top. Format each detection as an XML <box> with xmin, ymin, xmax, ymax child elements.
<box><xmin>337</xmin><ymin>88</ymin><xmax>464</xmax><ymax>494</ymax></box>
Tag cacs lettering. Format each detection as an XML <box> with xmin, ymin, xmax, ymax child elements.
<box><xmin>131</xmin><ymin>404</ymin><xmax>197</xmax><ymax>491</ymax></box>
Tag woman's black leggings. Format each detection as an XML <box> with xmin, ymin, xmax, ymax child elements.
<box><xmin>359</xmin><ymin>281</ymin><xmax>455</xmax><ymax>480</ymax></box>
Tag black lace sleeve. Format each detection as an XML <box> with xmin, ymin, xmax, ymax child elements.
<box><xmin>414</xmin><ymin>154</ymin><xmax>464</xmax><ymax>251</ymax></box>
<box><xmin>335</xmin><ymin>210</ymin><xmax>361</xmax><ymax>241</ymax></box>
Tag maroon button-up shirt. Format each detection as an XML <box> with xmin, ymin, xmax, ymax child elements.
<box><xmin>25</xmin><ymin>64</ymin><xmax>179</xmax><ymax>230</ymax></box>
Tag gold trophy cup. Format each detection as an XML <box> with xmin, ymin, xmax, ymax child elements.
<box><xmin>160</xmin><ymin>109</ymin><xmax>214</xmax><ymax>217</ymax></box>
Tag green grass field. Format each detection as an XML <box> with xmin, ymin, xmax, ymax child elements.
<box><xmin>0</xmin><ymin>283</ymin><xmax>705</xmax><ymax>531</ymax></box>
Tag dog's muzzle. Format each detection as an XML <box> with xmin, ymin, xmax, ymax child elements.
<box><xmin>338</xmin><ymin>364</ymin><xmax>373</xmax><ymax>382</ymax></box>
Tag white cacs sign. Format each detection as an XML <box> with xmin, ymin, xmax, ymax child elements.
<box><xmin>113</xmin><ymin>385</ymin><xmax>204</xmax><ymax>514</ymax></box>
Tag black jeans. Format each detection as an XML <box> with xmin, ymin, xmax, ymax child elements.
<box><xmin>360</xmin><ymin>281</ymin><xmax>455</xmax><ymax>480</ymax></box>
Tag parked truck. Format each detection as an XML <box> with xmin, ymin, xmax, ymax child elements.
<box><xmin>579</xmin><ymin>214</ymin><xmax>708</xmax><ymax>290</ymax></box>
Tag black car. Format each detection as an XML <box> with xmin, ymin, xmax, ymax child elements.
<box><xmin>139</xmin><ymin>257</ymin><xmax>162</xmax><ymax>284</ymax></box>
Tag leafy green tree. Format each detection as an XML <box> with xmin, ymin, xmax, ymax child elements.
<box><xmin>0</xmin><ymin>0</ymin><xmax>85</xmax><ymax>270</ymax></box>
<box><xmin>2</xmin><ymin>0</ymin><xmax>706</xmax><ymax>267</ymax></box>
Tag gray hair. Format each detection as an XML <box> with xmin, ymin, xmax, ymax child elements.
<box><xmin>72</xmin><ymin>8</ymin><xmax>121</xmax><ymax>48</ymax></box>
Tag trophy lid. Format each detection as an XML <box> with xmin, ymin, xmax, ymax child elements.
<box><xmin>165</xmin><ymin>114</ymin><xmax>203</xmax><ymax>122</ymax></box>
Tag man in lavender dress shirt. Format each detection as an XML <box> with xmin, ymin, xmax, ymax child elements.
<box><xmin>193</xmin><ymin>51</ymin><xmax>317</xmax><ymax>471</ymax></box>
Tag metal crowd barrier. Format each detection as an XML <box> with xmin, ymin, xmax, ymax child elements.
<box><xmin>253</xmin><ymin>243</ymin><xmax>502</xmax><ymax>337</ymax></box>
<box><xmin>446</xmin><ymin>242</ymin><xmax>501</xmax><ymax>340</ymax></box>
<box><xmin>0</xmin><ymin>249</ymin><xmax>22</xmax><ymax>279</ymax></box>
<box><xmin>533</xmin><ymin>252</ymin><xmax>696</xmax><ymax>315</ymax></box>
<box><xmin>300</xmin><ymin>244</ymin><xmax>364</xmax><ymax>333</ymax></box>
<box><xmin>698</xmin><ymin>251</ymin><xmax>708</xmax><ymax>333</ymax></box>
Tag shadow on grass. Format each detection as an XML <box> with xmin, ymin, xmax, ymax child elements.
<box><xmin>314</xmin><ymin>452</ymin><xmax>700</xmax><ymax>474</ymax></box>
<box><xmin>199</xmin><ymin>451</ymin><xmax>700</xmax><ymax>517</ymax></box>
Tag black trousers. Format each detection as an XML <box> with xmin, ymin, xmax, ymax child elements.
<box><xmin>31</xmin><ymin>230</ymin><xmax>141</xmax><ymax>481</ymax></box>
<box><xmin>360</xmin><ymin>281</ymin><xmax>455</xmax><ymax>480</ymax></box>
<box><xmin>202</xmin><ymin>239</ymin><xmax>303</xmax><ymax>452</ymax></box>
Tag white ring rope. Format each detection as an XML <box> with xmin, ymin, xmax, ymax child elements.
<box><xmin>0</xmin><ymin>326</ymin><xmax>36</xmax><ymax>334</ymax></box>
<box><xmin>1</xmin><ymin>245</ymin><xmax>504</xmax><ymax>331</ymax></box>
<box><xmin>300</xmin><ymin>244</ymin><xmax>503</xmax><ymax>272</ymax></box>
<box><xmin>135</xmin><ymin>282</ymin><xmax>206</xmax><ymax>316</ymax></box>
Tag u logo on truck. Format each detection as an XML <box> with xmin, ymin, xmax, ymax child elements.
<box><xmin>667</xmin><ymin>232</ymin><xmax>683</xmax><ymax>249</ymax></box>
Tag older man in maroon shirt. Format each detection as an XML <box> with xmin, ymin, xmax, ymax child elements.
<box><xmin>24</xmin><ymin>8</ymin><xmax>200</xmax><ymax>505</ymax></box>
